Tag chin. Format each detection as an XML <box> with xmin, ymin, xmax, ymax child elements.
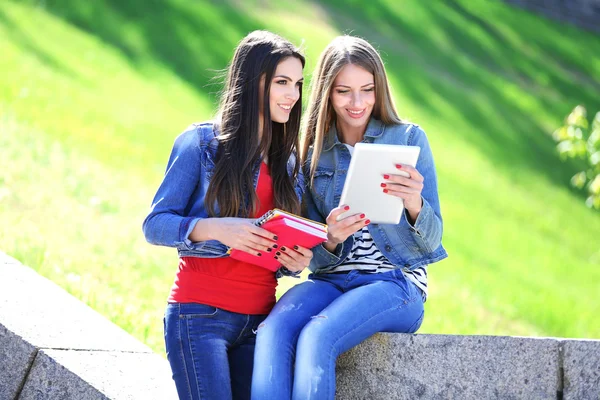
<box><xmin>272</xmin><ymin>115</ymin><xmax>290</xmax><ymax>124</ymax></box>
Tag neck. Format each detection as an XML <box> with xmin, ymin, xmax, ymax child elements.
<box><xmin>336</xmin><ymin>120</ymin><xmax>368</xmax><ymax>147</ymax></box>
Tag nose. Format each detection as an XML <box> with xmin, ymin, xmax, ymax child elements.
<box><xmin>351</xmin><ymin>91</ymin><xmax>363</xmax><ymax>107</ymax></box>
<box><xmin>286</xmin><ymin>85</ymin><xmax>300</xmax><ymax>102</ymax></box>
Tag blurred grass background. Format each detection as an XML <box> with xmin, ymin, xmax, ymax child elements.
<box><xmin>1</xmin><ymin>0</ymin><xmax>599</xmax><ymax>354</ymax></box>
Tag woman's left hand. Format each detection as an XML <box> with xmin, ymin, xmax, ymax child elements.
<box><xmin>275</xmin><ymin>245</ymin><xmax>313</xmax><ymax>273</ymax></box>
<box><xmin>382</xmin><ymin>164</ymin><xmax>424</xmax><ymax>223</ymax></box>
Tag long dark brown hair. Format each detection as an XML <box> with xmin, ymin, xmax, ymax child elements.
<box><xmin>206</xmin><ymin>31</ymin><xmax>305</xmax><ymax>217</ymax></box>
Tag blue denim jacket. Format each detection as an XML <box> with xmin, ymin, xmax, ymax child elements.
<box><xmin>143</xmin><ymin>122</ymin><xmax>305</xmax><ymax>264</ymax></box>
<box><xmin>304</xmin><ymin>118</ymin><xmax>448</xmax><ymax>273</ymax></box>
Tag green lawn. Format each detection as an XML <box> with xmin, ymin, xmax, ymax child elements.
<box><xmin>1</xmin><ymin>0</ymin><xmax>599</xmax><ymax>354</ymax></box>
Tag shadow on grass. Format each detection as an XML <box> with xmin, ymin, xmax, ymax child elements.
<box><xmin>11</xmin><ymin>0</ymin><xmax>267</xmax><ymax>102</ymax></box>
<box><xmin>316</xmin><ymin>0</ymin><xmax>599</xmax><ymax>193</ymax></box>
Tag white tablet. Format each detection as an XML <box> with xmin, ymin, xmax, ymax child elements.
<box><xmin>337</xmin><ymin>143</ymin><xmax>421</xmax><ymax>225</ymax></box>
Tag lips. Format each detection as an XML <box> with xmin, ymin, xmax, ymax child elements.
<box><xmin>278</xmin><ymin>103</ymin><xmax>293</xmax><ymax>113</ymax></box>
<box><xmin>346</xmin><ymin>108</ymin><xmax>366</xmax><ymax>119</ymax></box>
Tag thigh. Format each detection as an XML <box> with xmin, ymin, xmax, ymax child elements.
<box><xmin>229</xmin><ymin>315</ymin><xmax>265</xmax><ymax>400</ymax></box>
<box><xmin>258</xmin><ymin>277</ymin><xmax>342</xmax><ymax>340</ymax></box>
<box><xmin>165</xmin><ymin>303</ymin><xmax>235</xmax><ymax>400</ymax></box>
<box><xmin>299</xmin><ymin>276</ymin><xmax>424</xmax><ymax>355</ymax></box>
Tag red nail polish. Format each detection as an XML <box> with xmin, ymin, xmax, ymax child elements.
<box><xmin>383</xmin><ymin>174</ymin><xmax>389</xmax><ymax>179</ymax></box>
<box><xmin>365</xmin><ymin>219</ymin><xmax>371</xmax><ymax>225</ymax></box>
<box><xmin>360</xmin><ymin>213</ymin><xmax>365</xmax><ymax>218</ymax></box>
<box><xmin>383</xmin><ymin>189</ymin><xmax>388</xmax><ymax>193</ymax></box>
<box><xmin>380</xmin><ymin>183</ymin><xmax>386</xmax><ymax>187</ymax></box>
<box><xmin>396</xmin><ymin>164</ymin><xmax>402</xmax><ymax>169</ymax></box>
<box><xmin>344</xmin><ymin>205</ymin><xmax>350</xmax><ymax>211</ymax></box>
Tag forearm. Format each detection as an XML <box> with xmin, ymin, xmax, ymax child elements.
<box><xmin>188</xmin><ymin>218</ymin><xmax>218</xmax><ymax>242</ymax></box>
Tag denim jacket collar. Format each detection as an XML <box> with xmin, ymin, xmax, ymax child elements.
<box><xmin>322</xmin><ymin>118</ymin><xmax>386</xmax><ymax>152</ymax></box>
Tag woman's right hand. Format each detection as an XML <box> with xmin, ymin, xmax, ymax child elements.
<box><xmin>190</xmin><ymin>218</ymin><xmax>277</xmax><ymax>256</ymax></box>
<box><xmin>323</xmin><ymin>205</ymin><xmax>369</xmax><ymax>252</ymax></box>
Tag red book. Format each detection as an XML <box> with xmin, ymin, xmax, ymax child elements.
<box><xmin>229</xmin><ymin>209</ymin><xmax>328</xmax><ymax>271</ymax></box>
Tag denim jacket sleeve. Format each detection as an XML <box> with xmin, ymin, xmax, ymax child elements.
<box><xmin>142</xmin><ymin>126</ymin><xmax>208</xmax><ymax>251</ymax></box>
<box><xmin>301</xmin><ymin>159</ymin><xmax>355</xmax><ymax>271</ymax></box>
<box><xmin>401</xmin><ymin>126</ymin><xmax>443</xmax><ymax>252</ymax></box>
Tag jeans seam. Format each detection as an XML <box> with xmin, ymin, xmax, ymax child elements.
<box><xmin>185</xmin><ymin>313</ymin><xmax>203</xmax><ymax>399</ymax></box>
<box><xmin>177</xmin><ymin>304</ymin><xmax>194</xmax><ymax>400</ymax></box>
<box><xmin>233</xmin><ymin>314</ymin><xmax>251</xmax><ymax>347</ymax></box>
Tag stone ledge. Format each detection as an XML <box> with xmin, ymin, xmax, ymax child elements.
<box><xmin>20</xmin><ymin>349</ymin><xmax>175</xmax><ymax>400</ymax></box>
<box><xmin>0</xmin><ymin>252</ymin><xmax>177</xmax><ymax>400</ymax></box>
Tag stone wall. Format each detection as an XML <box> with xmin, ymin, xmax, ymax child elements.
<box><xmin>2</xmin><ymin>251</ymin><xmax>599</xmax><ymax>399</ymax></box>
<box><xmin>0</xmin><ymin>252</ymin><xmax>178</xmax><ymax>399</ymax></box>
<box><xmin>503</xmin><ymin>0</ymin><xmax>600</xmax><ymax>33</ymax></box>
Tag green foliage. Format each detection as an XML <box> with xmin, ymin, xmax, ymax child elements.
<box><xmin>553</xmin><ymin>106</ymin><xmax>600</xmax><ymax>209</ymax></box>
<box><xmin>1</xmin><ymin>0</ymin><xmax>600</xmax><ymax>354</ymax></box>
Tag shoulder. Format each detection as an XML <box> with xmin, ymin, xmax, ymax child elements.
<box><xmin>383</xmin><ymin>122</ymin><xmax>428</xmax><ymax>145</ymax></box>
<box><xmin>174</xmin><ymin>121</ymin><xmax>219</xmax><ymax>150</ymax></box>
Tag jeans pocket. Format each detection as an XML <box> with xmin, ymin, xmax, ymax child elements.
<box><xmin>179</xmin><ymin>303</ymin><xmax>219</xmax><ymax>319</ymax></box>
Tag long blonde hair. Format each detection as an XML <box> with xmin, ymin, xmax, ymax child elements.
<box><xmin>300</xmin><ymin>36</ymin><xmax>402</xmax><ymax>182</ymax></box>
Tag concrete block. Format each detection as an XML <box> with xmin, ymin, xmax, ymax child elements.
<box><xmin>562</xmin><ymin>339</ymin><xmax>600</xmax><ymax>400</ymax></box>
<box><xmin>336</xmin><ymin>333</ymin><xmax>560</xmax><ymax>400</ymax></box>
<box><xmin>19</xmin><ymin>349</ymin><xmax>177</xmax><ymax>400</ymax></box>
<box><xmin>0</xmin><ymin>253</ymin><xmax>150</xmax><ymax>353</ymax></box>
<box><xmin>0</xmin><ymin>324</ymin><xmax>37</xmax><ymax>400</ymax></box>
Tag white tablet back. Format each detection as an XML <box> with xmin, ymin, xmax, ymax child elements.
<box><xmin>337</xmin><ymin>143</ymin><xmax>420</xmax><ymax>225</ymax></box>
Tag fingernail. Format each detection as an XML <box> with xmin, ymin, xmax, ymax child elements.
<box><xmin>267</xmin><ymin>248</ymin><xmax>272</xmax><ymax>252</ymax></box>
<box><xmin>274</xmin><ymin>256</ymin><xmax>278</xmax><ymax>260</ymax></box>
<box><xmin>365</xmin><ymin>219</ymin><xmax>371</xmax><ymax>225</ymax></box>
<box><xmin>344</xmin><ymin>205</ymin><xmax>350</xmax><ymax>211</ymax></box>
<box><xmin>280</xmin><ymin>247</ymin><xmax>286</xmax><ymax>251</ymax></box>
<box><xmin>396</xmin><ymin>164</ymin><xmax>402</xmax><ymax>169</ymax></box>
<box><xmin>294</xmin><ymin>245</ymin><xmax>299</xmax><ymax>250</ymax></box>
<box><xmin>360</xmin><ymin>213</ymin><xmax>365</xmax><ymax>218</ymax></box>
<box><xmin>383</xmin><ymin>189</ymin><xmax>388</xmax><ymax>193</ymax></box>
<box><xmin>257</xmin><ymin>253</ymin><xmax>262</xmax><ymax>256</ymax></box>
<box><xmin>273</xmin><ymin>244</ymin><xmax>278</xmax><ymax>248</ymax></box>
<box><xmin>276</xmin><ymin>252</ymin><xmax>281</xmax><ymax>256</ymax></box>
<box><xmin>273</xmin><ymin>235</ymin><xmax>278</xmax><ymax>241</ymax></box>
<box><xmin>383</xmin><ymin>174</ymin><xmax>389</xmax><ymax>179</ymax></box>
<box><xmin>380</xmin><ymin>183</ymin><xmax>386</xmax><ymax>187</ymax></box>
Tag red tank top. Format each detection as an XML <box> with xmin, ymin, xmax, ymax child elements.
<box><xmin>168</xmin><ymin>162</ymin><xmax>277</xmax><ymax>315</ymax></box>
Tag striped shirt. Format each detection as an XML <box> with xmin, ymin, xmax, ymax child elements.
<box><xmin>328</xmin><ymin>226</ymin><xmax>428</xmax><ymax>301</ymax></box>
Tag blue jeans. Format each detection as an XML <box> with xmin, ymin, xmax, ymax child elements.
<box><xmin>251</xmin><ymin>269</ymin><xmax>424</xmax><ymax>400</ymax></box>
<box><xmin>164</xmin><ymin>303</ymin><xmax>266</xmax><ymax>400</ymax></box>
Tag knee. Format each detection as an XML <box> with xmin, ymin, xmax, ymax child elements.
<box><xmin>255</xmin><ymin>313</ymin><xmax>295</xmax><ymax>344</ymax></box>
<box><xmin>296</xmin><ymin>315</ymin><xmax>333</xmax><ymax>350</ymax></box>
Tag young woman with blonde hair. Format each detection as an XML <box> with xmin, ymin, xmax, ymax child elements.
<box><xmin>252</xmin><ymin>35</ymin><xmax>447</xmax><ymax>400</ymax></box>
<box><xmin>143</xmin><ymin>30</ymin><xmax>314</xmax><ymax>400</ymax></box>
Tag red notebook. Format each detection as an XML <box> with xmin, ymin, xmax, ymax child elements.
<box><xmin>229</xmin><ymin>209</ymin><xmax>328</xmax><ymax>271</ymax></box>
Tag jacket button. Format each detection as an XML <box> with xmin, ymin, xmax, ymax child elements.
<box><xmin>385</xmin><ymin>245</ymin><xmax>392</xmax><ymax>252</ymax></box>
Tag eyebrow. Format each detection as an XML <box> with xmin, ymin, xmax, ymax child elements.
<box><xmin>274</xmin><ymin>75</ymin><xmax>304</xmax><ymax>82</ymax></box>
<box><xmin>334</xmin><ymin>83</ymin><xmax>375</xmax><ymax>88</ymax></box>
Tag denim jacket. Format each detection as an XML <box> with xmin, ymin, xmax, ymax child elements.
<box><xmin>143</xmin><ymin>122</ymin><xmax>305</xmax><ymax>274</ymax></box>
<box><xmin>304</xmin><ymin>118</ymin><xmax>447</xmax><ymax>273</ymax></box>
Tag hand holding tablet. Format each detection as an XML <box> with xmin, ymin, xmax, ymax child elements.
<box><xmin>337</xmin><ymin>143</ymin><xmax>421</xmax><ymax>225</ymax></box>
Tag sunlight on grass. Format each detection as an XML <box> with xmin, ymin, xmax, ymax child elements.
<box><xmin>1</xmin><ymin>0</ymin><xmax>599</xmax><ymax>356</ymax></box>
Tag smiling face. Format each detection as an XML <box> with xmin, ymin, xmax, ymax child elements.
<box><xmin>266</xmin><ymin>56</ymin><xmax>304</xmax><ymax>124</ymax></box>
<box><xmin>329</xmin><ymin>63</ymin><xmax>375</xmax><ymax>134</ymax></box>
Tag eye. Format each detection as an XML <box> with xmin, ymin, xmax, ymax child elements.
<box><xmin>276</xmin><ymin>80</ymin><xmax>288</xmax><ymax>85</ymax></box>
<box><xmin>336</xmin><ymin>89</ymin><xmax>350</xmax><ymax>94</ymax></box>
<box><xmin>363</xmin><ymin>87</ymin><xmax>375</xmax><ymax>92</ymax></box>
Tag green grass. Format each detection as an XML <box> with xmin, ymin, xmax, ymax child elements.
<box><xmin>1</xmin><ymin>0</ymin><xmax>599</xmax><ymax>354</ymax></box>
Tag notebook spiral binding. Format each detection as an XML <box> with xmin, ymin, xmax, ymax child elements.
<box><xmin>254</xmin><ymin>210</ymin><xmax>275</xmax><ymax>226</ymax></box>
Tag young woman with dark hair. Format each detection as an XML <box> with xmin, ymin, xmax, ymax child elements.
<box><xmin>143</xmin><ymin>30</ymin><xmax>313</xmax><ymax>400</ymax></box>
